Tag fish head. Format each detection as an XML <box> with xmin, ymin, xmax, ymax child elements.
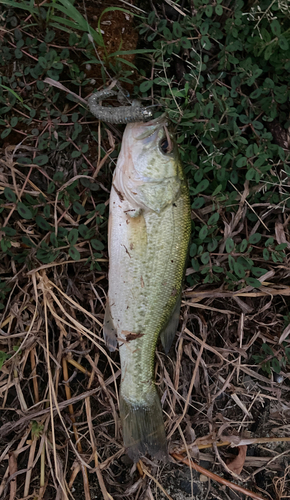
<box><xmin>115</xmin><ymin>115</ymin><xmax>184</xmax><ymax>213</ymax></box>
<box><xmin>129</xmin><ymin>114</ymin><xmax>180</xmax><ymax>181</ymax></box>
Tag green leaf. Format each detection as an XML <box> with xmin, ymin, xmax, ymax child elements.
<box><xmin>68</xmin><ymin>229</ymin><xmax>78</xmax><ymax>245</ymax></box>
<box><xmin>230</xmin><ymin>170</ymin><xmax>238</xmax><ymax>184</ymax></box>
<box><xmin>17</xmin><ymin>202</ymin><xmax>33</xmax><ymax>219</ymax></box>
<box><xmin>71</xmin><ymin>150</ymin><xmax>81</xmax><ymax>158</ymax></box>
<box><xmin>252</xmin><ymin>121</ymin><xmax>263</xmax><ymax>130</ymax></box>
<box><xmin>44</xmin><ymin>205</ymin><xmax>50</xmax><ymax>218</ymax></box>
<box><xmin>33</xmin><ymin>155</ymin><xmax>48</xmax><ymax>166</ymax></box>
<box><xmin>250</xmin><ymin>88</ymin><xmax>262</xmax><ymax>99</ymax></box>
<box><xmin>162</xmin><ymin>27</ymin><xmax>172</xmax><ymax>41</ymax></box>
<box><xmin>205</xmin><ymin>5</ymin><xmax>213</xmax><ymax>17</ymax></box>
<box><xmin>50</xmin><ymin>3</ymin><xmax>104</xmax><ymax>46</ymax></box>
<box><xmin>25</xmin><ymin>194</ymin><xmax>38</xmax><ymax>206</ymax></box>
<box><xmin>36</xmin><ymin>216</ymin><xmax>51</xmax><ymax>231</ymax></box>
<box><xmin>271</xmin><ymin>358</ymin><xmax>281</xmax><ymax>374</ymax></box>
<box><xmin>237</xmin><ymin>256</ymin><xmax>253</xmax><ymax>270</ymax></box>
<box><xmin>246</xmin><ymin>168</ymin><xmax>256</xmax><ymax>180</ymax></box>
<box><xmin>194</xmin><ymin>169</ymin><xmax>204</xmax><ymax>183</ymax></box>
<box><xmin>45</xmin><ymin>30</ymin><xmax>55</xmax><ymax>42</ymax></box>
<box><xmin>190</xmin><ymin>243</ymin><xmax>197</xmax><ymax>257</ymax></box>
<box><xmin>48</xmin><ymin>182</ymin><xmax>55</xmax><ymax>194</ymax></box>
<box><xmin>148</xmin><ymin>11</ymin><xmax>155</xmax><ymax>25</ymax></box>
<box><xmin>278</xmin><ymin>37</ymin><xmax>289</xmax><ymax>50</ymax></box>
<box><xmin>79</xmin><ymin>224</ymin><xmax>93</xmax><ymax>238</ymax></box>
<box><xmin>4</xmin><ymin>187</ymin><xmax>16</xmax><ymax>203</ymax></box>
<box><xmin>1</xmin><ymin>128</ymin><xmax>11</xmax><ymax>139</ymax></box>
<box><xmin>58</xmin><ymin>141</ymin><xmax>70</xmax><ymax>151</ymax></box>
<box><xmin>226</xmin><ymin>238</ymin><xmax>235</xmax><ymax>253</ymax></box>
<box><xmin>158</xmin><ymin>19</ymin><xmax>167</xmax><ymax>32</ymax></box>
<box><xmin>10</xmin><ymin>116</ymin><xmax>18</xmax><ymax>127</ymax></box>
<box><xmin>1</xmin><ymin>239</ymin><xmax>10</xmax><ymax>252</ymax></box>
<box><xmin>265</xmin><ymin>237</ymin><xmax>274</xmax><ymax>247</ymax></box>
<box><xmin>215</xmin><ymin>5</ymin><xmax>223</xmax><ymax>15</ymax></box>
<box><xmin>264</xmin><ymin>43</ymin><xmax>275</xmax><ymax>61</ymax></box>
<box><xmin>263</xmin><ymin>248</ymin><xmax>270</xmax><ymax>260</ymax></box>
<box><xmin>180</xmin><ymin>37</ymin><xmax>191</xmax><ymax>49</ymax></box>
<box><xmin>201</xmin><ymin>35</ymin><xmax>211</xmax><ymax>50</ymax></box>
<box><xmin>0</xmin><ymin>351</ymin><xmax>9</xmax><ymax>370</ymax></box>
<box><xmin>249</xmin><ymin>233</ymin><xmax>261</xmax><ymax>244</ymax></box>
<box><xmin>262</xmin><ymin>343</ymin><xmax>274</xmax><ymax>356</ymax></box>
<box><xmin>251</xmin><ymin>267</ymin><xmax>267</xmax><ymax>278</ymax></box>
<box><xmin>234</xmin><ymin>262</ymin><xmax>245</xmax><ymax>278</ymax></box>
<box><xmin>191</xmin><ymin>258</ymin><xmax>200</xmax><ymax>272</ymax></box>
<box><xmin>50</xmin><ymin>233</ymin><xmax>58</xmax><ymax>247</ymax></box>
<box><xmin>173</xmin><ymin>22</ymin><xmax>182</xmax><ymax>38</ymax></box>
<box><xmin>195</xmin><ymin>179</ymin><xmax>209</xmax><ymax>193</ymax></box>
<box><xmin>69</xmin><ymin>246</ymin><xmax>80</xmax><ymax>261</ymax></box>
<box><xmin>207</xmin><ymin>239</ymin><xmax>218</xmax><ymax>252</ymax></box>
<box><xmin>240</xmin><ymin>239</ymin><xmax>248</xmax><ymax>252</ymax></box>
<box><xmin>139</xmin><ymin>80</ymin><xmax>153</xmax><ymax>93</ymax></box>
<box><xmin>199</xmin><ymin>226</ymin><xmax>208</xmax><ymax>240</ymax></box>
<box><xmin>54</xmin><ymin>172</ymin><xmax>64</xmax><ymax>182</ymax></box>
<box><xmin>200</xmin><ymin>21</ymin><xmax>209</xmax><ymax>36</ymax></box>
<box><xmin>204</xmin><ymin>102</ymin><xmax>213</xmax><ymax>118</ymax></box>
<box><xmin>147</xmin><ymin>32</ymin><xmax>157</xmax><ymax>42</ymax></box>
<box><xmin>271</xmin><ymin>19</ymin><xmax>281</xmax><ymax>36</ymax></box>
<box><xmin>191</xmin><ymin>197</ymin><xmax>205</xmax><ymax>209</ymax></box>
<box><xmin>212</xmin><ymin>184</ymin><xmax>222</xmax><ymax>196</ymax></box>
<box><xmin>36</xmin><ymin>248</ymin><xmax>59</xmax><ymax>264</ymax></box>
<box><xmin>91</xmin><ymin>239</ymin><xmax>105</xmax><ymax>251</ymax></box>
<box><xmin>213</xmin><ymin>266</ymin><xmax>223</xmax><ymax>273</ymax></box>
<box><xmin>22</xmin><ymin>236</ymin><xmax>35</xmax><ymax>247</ymax></box>
<box><xmin>246</xmin><ymin>277</ymin><xmax>261</xmax><ymax>288</ymax></box>
<box><xmin>201</xmin><ymin>252</ymin><xmax>209</xmax><ymax>264</ymax></box>
<box><xmin>236</xmin><ymin>157</ymin><xmax>247</xmax><ymax>168</ymax></box>
<box><xmin>228</xmin><ymin>255</ymin><xmax>235</xmax><ymax>271</ymax></box>
<box><xmin>276</xmin><ymin>243</ymin><xmax>287</xmax><ymax>251</ymax></box>
<box><xmin>207</xmin><ymin>213</ymin><xmax>219</xmax><ymax>225</ymax></box>
<box><xmin>73</xmin><ymin>202</ymin><xmax>86</xmax><ymax>215</ymax></box>
<box><xmin>2</xmin><ymin>226</ymin><xmax>16</xmax><ymax>236</ymax></box>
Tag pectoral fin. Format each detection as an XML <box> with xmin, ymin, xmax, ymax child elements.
<box><xmin>160</xmin><ymin>293</ymin><xmax>181</xmax><ymax>354</ymax></box>
<box><xmin>103</xmin><ymin>301</ymin><xmax>118</xmax><ymax>352</ymax></box>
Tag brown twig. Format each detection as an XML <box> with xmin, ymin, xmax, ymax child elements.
<box><xmin>62</xmin><ymin>357</ymin><xmax>91</xmax><ymax>500</ymax></box>
<box><xmin>30</xmin><ymin>346</ymin><xmax>39</xmax><ymax>404</ymax></box>
<box><xmin>171</xmin><ymin>453</ymin><xmax>267</xmax><ymax>500</ymax></box>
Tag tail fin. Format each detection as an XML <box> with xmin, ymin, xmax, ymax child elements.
<box><xmin>120</xmin><ymin>387</ymin><xmax>168</xmax><ymax>463</ymax></box>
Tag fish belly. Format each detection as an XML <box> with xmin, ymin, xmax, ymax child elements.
<box><xmin>107</xmin><ymin>181</ymin><xmax>190</xmax><ymax>461</ymax></box>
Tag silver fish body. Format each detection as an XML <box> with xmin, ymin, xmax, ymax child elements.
<box><xmin>104</xmin><ymin>115</ymin><xmax>191</xmax><ymax>461</ymax></box>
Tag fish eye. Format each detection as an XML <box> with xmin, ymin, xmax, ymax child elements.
<box><xmin>159</xmin><ymin>138</ymin><xmax>171</xmax><ymax>154</ymax></box>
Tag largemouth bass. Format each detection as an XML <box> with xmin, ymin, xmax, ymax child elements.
<box><xmin>104</xmin><ymin>115</ymin><xmax>191</xmax><ymax>461</ymax></box>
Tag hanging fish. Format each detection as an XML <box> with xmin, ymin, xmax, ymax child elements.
<box><xmin>104</xmin><ymin>114</ymin><xmax>191</xmax><ymax>462</ymax></box>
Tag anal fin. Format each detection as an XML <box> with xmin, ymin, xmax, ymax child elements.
<box><xmin>103</xmin><ymin>301</ymin><xmax>118</xmax><ymax>352</ymax></box>
<box><xmin>160</xmin><ymin>292</ymin><xmax>181</xmax><ymax>354</ymax></box>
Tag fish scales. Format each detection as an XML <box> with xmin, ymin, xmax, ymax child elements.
<box><xmin>104</xmin><ymin>115</ymin><xmax>191</xmax><ymax>461</ymax></box>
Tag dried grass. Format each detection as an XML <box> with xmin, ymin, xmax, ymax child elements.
<box><xmin>1</xmin><ymin>118</ymin><xmax>290</xmax><ymax>500</ymax></box>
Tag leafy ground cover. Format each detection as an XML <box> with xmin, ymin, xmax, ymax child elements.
<box><xmin>0</xmin><ymin>0</ymin><xmax>290</xmax><ymax>499</ymax></box>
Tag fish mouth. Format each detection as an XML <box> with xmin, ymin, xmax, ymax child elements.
<box><xmin>135</xmin><ymin>113</ymin><xmax>168</xmax><ymax>141</ymax></box>
<box><xmin>145</xmin><ymin>112</ymin><xmax>168</xmax><ymax>127</ymax></box>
